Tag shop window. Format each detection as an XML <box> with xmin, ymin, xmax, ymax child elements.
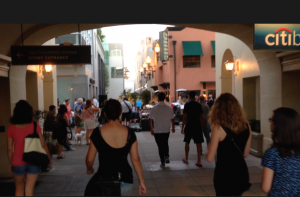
<box><xmin>211</xmin><ymin>55</ymin><xmax>215</xmax><ymax>67</ymax></box>
<box><xmin>183</xmin><ymin>56</ymin><xmax>200</xmax><ymax>68</ymax></box>
<box><xmin>110</xmin><ymin>49</ymin><xmax>121</xmax><ymax>57</ymax></box>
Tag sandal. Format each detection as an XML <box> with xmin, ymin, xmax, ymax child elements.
<box><xmin>182</xmin><ymin>158</ymin><xmax>189</xmax><ymax>164</ymax></box>
<box><xmin>57</xmin><ymin>155</ymin><xmax>65</xmax><ymax>159</ymax></box>
<box><xmin>195</xmin><ymin>163</ymin><xmax>203</xmax><ymax>167</ymax></box>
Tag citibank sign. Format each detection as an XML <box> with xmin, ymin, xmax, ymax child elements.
<box><xmin>254</xmin><ymin>24</ymin><xmax>300</xmax><ymax>50</ymax></box>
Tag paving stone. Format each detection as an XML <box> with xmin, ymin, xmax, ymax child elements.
<box><xmin>154</xmin><ymin>177</ymin><xmax>198</xmax><ymax>188</ymax></box>
<box><xmin>158</xmin><ymin>186</ymin><xmax>208</xmax><ymax>196</ymax></box>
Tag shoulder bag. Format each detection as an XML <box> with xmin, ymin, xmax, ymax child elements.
<box><xmin>23</xmin><ymin>121</ymin><xmax>50</xmax><ymax>167</ymax></box>
<box><xmin>123</xmin><ymin>101</ymin><xmax>132</xmax><ymax>116</ymax></box>
<box><xmin>84</xmin><ymin>129</ymin><xmax>131</xmax><ymax>196</ymax></box>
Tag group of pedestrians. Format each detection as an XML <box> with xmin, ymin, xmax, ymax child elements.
<box><xmin>5</xmin><ymin>90</ymin><xmax>300</xmax><ymax>196</ymax></box>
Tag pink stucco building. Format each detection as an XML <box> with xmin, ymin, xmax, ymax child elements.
<box><xmin>154</xmin><ymin>27</ymin><xmax>216</xmax><ymax>101</ymax></box>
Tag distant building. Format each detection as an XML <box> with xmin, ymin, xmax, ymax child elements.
<box><xmin>55</xmin><ymin>30</ymin><xmax>105</xmax><ymax>108</ymax></box>
<box><xmin>105</xmin><ymin>43</ymin><xmax>124</xmax><ymax>100</ymax></box>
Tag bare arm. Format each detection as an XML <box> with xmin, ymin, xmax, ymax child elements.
<box><xmin>86</xmin><ymin>140</ymin><xmax>97</xmax><ymax>174</ymax></box>
<box><xmin>261</xmin><ymin>167</ymin><xmax>274</xmax><ymax>193</ymax></box>
<box><xmin>206</xmin><ymin>125</ymin><xmax>220</xmax><ymax>162</ymax></box>
<box><xmin>7</xmin><ymin>137</ymin><xmax>13</xmax><ymax>172</ymax></box>
<box><xmin>64</xmin><ymin>114</ymin><xmax>69</xmax><ymax>125</ymax></box>
<box><xmin>243</xmin><ymin>123</ymin><xmax>252</xmax><ymax>158</ymax></box>
<box><xmin>148</xmin><ymin>118</ymin><xmax>154</xmax><ymax>135</ymax></box>
<box><xmin>91</xmin><ymin>105</ymin><xmax>100</xmax><ymax>111</ymax></box>
<box><xmin>171</xmin><ymin>118</ymin><xmax>175</xmax><ymax>133</ymax></box>
<box><xmin>181</xmin><ymin>113</ymin><xmax>187</xmax><ymax>134</ymax></box>
<box><xmin>130</xmin><ymin>140</ymin><xmax>146</xmax><ymax>195</ymax></box>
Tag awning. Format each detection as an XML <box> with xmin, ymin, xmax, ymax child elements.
<box><xmin>150</xmin><ymin>86</ymin><xmax>158</xmax><ymax>91</ymax></box>
<box><xmin>182</xmin><ymin>41</ymin><xmax>203</xmax><ymax>56</ymax></box>
<box><xmin>159</xmin><ymin>82</ymin><xmax>170</xmax><ymax>89</ymax></box>
<box><xmin>211</xmin><ymin>41</ymin><xmax>215</xmax><ymax>55</ymax></box>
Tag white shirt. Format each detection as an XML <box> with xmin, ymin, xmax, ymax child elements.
<box><xmin>121</xmin><ymin>101</ymin><xmax>132</xmax><ymax>113</ymax></box>
<box><xmin>149</xmin><ymin>102</ymin><xmax>174</xmax><ymax>133</ymax></box>
<box><xmin>93</xmin><ymin>98</ymin><xmax>99</xmax><ymax>107</ymax></box>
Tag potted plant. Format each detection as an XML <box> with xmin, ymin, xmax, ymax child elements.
<box><xmin>249</xmin><ymin>119</ymin><xmax>263</xmax><ymax>157</ymax></box>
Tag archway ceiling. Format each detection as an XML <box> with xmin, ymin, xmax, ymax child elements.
<box><xmin>0</xmin><ymin>23</ymin><xmax>253</xmax><ymax>57</ymax></box>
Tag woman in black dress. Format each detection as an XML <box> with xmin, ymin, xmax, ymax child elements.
<box><xmin>56</xmin><ymin>105</ymin><xmax>69</xmax><ymax>159</ymax></box>
<box><xmin>206</xmin><ymin>93</ymin><xmax>252</xmax><ymax>196</ymax></box>
<box><xmin>85</xmin><ymin>99</ymin><xmax>146</xmax><ymax>196</ymax></box>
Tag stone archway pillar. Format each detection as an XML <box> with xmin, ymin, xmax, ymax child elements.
<box><xmin>9</xmin><ymin>66</ymin><xmax>27</xmax><ymax>114</ymax></box>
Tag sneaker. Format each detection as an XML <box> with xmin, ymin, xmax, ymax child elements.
<box><xmin>160</xmin><ymin>163</ymin><xmax>165</xmax><ymax>167</ymax></box>
<box><xmin>165</xmin><ymin>157</ymin><xmax>170</xmax><ymax>164</ymax></box>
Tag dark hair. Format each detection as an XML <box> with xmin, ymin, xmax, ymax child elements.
<box><xmin>158</xmin><ymin>92</ymin><xmax>166</xmax><ymax>101</ymax></box>
<box><xmin>103</xmin><ymin>99</ymin><xmax>122</xmax><ymax>121</ymax></box>
<box><xmin>84</xmin><ymin>99</ymin><xmax>92</xmax><ymax>109</ymax></box>
<box><xmin>10</xmin><ymin>100</ymin><xmax>34</xmax><ymax>124</ymax></box>
<box><xmin>49</xmin><ymin>105</ymin><xmax>56</xmax><ymax>111</ymax></box>
<box><xmin>165</xmin><ymin>97</ymin><xmax>170</xmax><ymax>102</ymax></box>
<box><xmin>58</xmin><ymin>104</ymin><xmax>67</xmax><ymax>116</ymax></box>
<box><xmin>83</xmin><ymin>98</ymin><xmax>86</xmax><ymax>102</ymax></box>
<box><xmin>199</xmin><ymin>96</ymin><xmax>205</xmax><ymax>102</ymax></box>
<box><xmin>65</xmin><ymin>99</ymin><xmax>70</xmax><ymax>103</ymax></box>
<box><xmin>188</xmin><ymin>91</ymin><xmax>196</xmax><ymax>99</ymax></box>
<box><xmin>271</xmin><ymin>107</ymin><xmax>300</xmax><ymax>158</ymax></box>
<box><xmin>124</xmin><ymin>97</ymin><xmax>128</xmax><ymax>101</ymax></box>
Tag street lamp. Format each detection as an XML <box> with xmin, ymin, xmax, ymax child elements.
<box><xmin>154</xmin><ymin>43</ymin><xmax>160</xmax><ymax>61</ymax></box>
<box><xmin>146</xmin><ymin>56</ymin><xmax>151</xmax><ymax>64</ymax></box>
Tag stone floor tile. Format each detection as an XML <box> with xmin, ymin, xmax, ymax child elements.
<box><xmin>187</xmin><ymin>168</ymin><xmax>215</xmax><ymax>177</ymax></box>
<box><xmin>66</xmin><ymin>191</ymin><xmax>85</xmax><ymax>196</ymax></box>
<box><xmin>131</xmin><ymin>188</ymin><xmax>160</xmax><ymax>196</ymax></box>
<box><xmin>242</xmin><ymin>189</ymin><xmax>259</xmax><ymax>196</ymax></box>
<box><xmin>250</xmin><ymin>174</ymin><xmax>262</xmax><ymax>183</ymax></box>
<box><xmin>154</xmin><ymin>177</ymin><xmax>198</xmax><ymax>188</ymax></box>
<box><xmin>34</xmin><ymin>192</ymin><xmax>67</xmax><ymax>196</ymax></box>
<box><xmin>158</xmin><ymin>186</ymin><xmax>208</xmax><ymax>196</ymax></box>
<box><xmin>69</xmin><ymin>182</ymin><xmax>89</xmax><ymax>192</ymax></box>
<box><xmin>250</xmin><ymin>183</ymin><xmax>267</xmax><ymax>196</ymax></box>
<box><xmin>151</xmin><ymin>170</ymin><xmax>190</xmax><ymax>179</ymax></box>
<box><xmin>132</xmin><ymin>179</ymin><xmax>156</xmax><ymax>189</ymax></box>
<box><xmin>200</xmin><ymin>185</ymin><xmax>216</xmax><ymax>196</ymax></box>
<box><xmin>35</xmin><ymin>182</ymin><xmax>72</xmax><ymax>193</ymax></box>
<box><xmin>248</xmin><ymin>166</ymin><xmax>263</xmax><ymax>175</ymax></box>
<box><xmin>194</xmin><ymin>176</ymin><xmax>214</xmax><ymax>186</ymax></box>
<box><xmin>133</xmin><ymin>171</ymin><xmax>153</xmax><ymax>179</ymax></box>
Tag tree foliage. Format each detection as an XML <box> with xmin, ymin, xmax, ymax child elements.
<box><xmin>97</xmin><ymin>28</ymin><xmax>106</xmax><ymax>43</ymax></box>
<box><xmin>140</xmin><ymin>90</ymin><xmax>151</xmax><ymax>105</ymax></box>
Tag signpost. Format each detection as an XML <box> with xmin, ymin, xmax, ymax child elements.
<box><xmin>159</xmin><ymin>31</ymin><xmax>169</xmax><ymax>61</ymax></box>
<box><xmin>11</xmin><ymin>45</ymin><xmax>91</xmax><ymax>65</ymax></box>
<box><xmin>254</xmin><ymin>24</ymin><xmax>300</xmax><ymax>51</ymax></box>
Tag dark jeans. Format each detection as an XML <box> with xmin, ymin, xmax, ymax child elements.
<box><xmin>154</xmin><ymin>132</ymin><xmax>170</xmax><ymax>163</ymax></box>
<box><xmin>65</xmin><ymin>141</ymin><xmax>71</xmax><ymax>149</ymax></box>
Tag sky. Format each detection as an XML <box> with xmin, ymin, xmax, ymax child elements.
<box><xmin>101</xmin><ymin>24</ymin><xmax>174</xmax><ymax>92</ymax></box>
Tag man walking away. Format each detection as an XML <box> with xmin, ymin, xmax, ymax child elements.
<box><xmin>74</xmin><ymin>98</ymin><xmax>83</xmax><ymax>134</ymax></box>
<box><xmin>207</xmin><ymin>93</ymin><xmax>214</xmax><ymax>109</ymax></box>
<box><xmin>199</xmin><ymin>96</ymin><xmax>211</xmax><ymax>153</ymax></box>
<box><xmin>181</xmin><ymin>91</ymin><xmax>204</xmax><ymax>167</ymax></box>
<box><xmin>149</xmin><ymin>92</ymin><xmax>175</xmax><ymax>167</ymax></box>
<box><xmin>121</xmin><ymin>97</ymin><xmax>132</xmax><ymax>126</ymax></box>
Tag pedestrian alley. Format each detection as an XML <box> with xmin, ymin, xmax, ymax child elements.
<box><xmin>1</xmin><ymin>128</ymin><xmax>266</xmax><ymax>196</ymax></box>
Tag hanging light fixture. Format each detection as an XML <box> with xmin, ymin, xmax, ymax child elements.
<box><xmin>143</xmin><ymin>62</ymin><xmax>147</xmax><ymax>68</ymax></box>
<box><xmin>44</xmin><ymin>65</ymin><xmax>53</xmax><ymax>73</ymax></box>
<box><xmin>154</xmin><ymin>43</ymin><xmax>160</xmax><ymax>61</ymax></box>
<box><xmin>224</xmin><ymin>60</ymin><xmax>234</xmax><ymax>71</ymax></box>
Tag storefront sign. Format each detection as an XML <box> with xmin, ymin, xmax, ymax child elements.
<box><xmin>159</xmin><ymin>31</ymin><xmax>169</xmax><ymax>61</ymax></box>
<box><xmin>11</xmin><ymin>46</ymin><xmax>91</xmax><ymax>65</ymax></box>
<box><xmin>254</xmin><ymin>24</ymin><xmax>300</xmax><ymax>50</ymax></box>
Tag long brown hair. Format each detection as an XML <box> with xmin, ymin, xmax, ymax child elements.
<box><xmin>208</xmin><ymin>93</ymin><xmax>248</xmax><ymax>134</ymax></box>
<box><xmin>84</xmin><ymin>99</ymin><xmax>92</xmax><ymax>110</ymax></box>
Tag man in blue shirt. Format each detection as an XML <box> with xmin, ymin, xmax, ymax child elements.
<box><xmin>136</xmin><ymin>100</ymin><xmax>142</xmax><ymax>108</ymax></box>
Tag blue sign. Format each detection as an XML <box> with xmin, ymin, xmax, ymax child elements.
<box><xmin>254</xmin><ymin>24</ymin><xmax>300</xmax><ymax>50</ymax></box>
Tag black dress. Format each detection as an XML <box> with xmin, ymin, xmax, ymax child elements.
<box><xmin>214</xmin><ymin>125</ymin><xmax>251</xmax><ymax>196</ymax></box>
<box><xmin>56</xmin><ymin>114</ymin><xmax>67</xmax><ymax>145</ymax></box>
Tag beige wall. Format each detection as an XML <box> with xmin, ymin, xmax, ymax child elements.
<box><xmin>282</xmin><ymin>71</ymin><xmax>300</xmax><ymax>114</ymax></box>
<box><xmin>26</xmin><ymin>71</ymin><xmax>39</xmax><ymax>110</ymax></box>
<box><xmin>243</xmin><ymin>77</ymin><xmax>259</xmax><ymax>120</ymax></box>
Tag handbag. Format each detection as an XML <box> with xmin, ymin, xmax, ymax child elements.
<box><xmin>84</xmin><ymin>129</ymin><xmax>131</xmax><ymax>196</ymax></box>
<box><xmin>123</xmin><ymin>101</ymin><xmax>132</xmax><ymax>116</ymax></box>
<box><xmin>23</xmin><ymin>121</ymin><xmax>50</xmax><ymax>167</ymax></box>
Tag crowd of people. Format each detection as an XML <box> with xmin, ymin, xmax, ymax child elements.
<box><xmin>5</xmin><ymin>91</ymin><xmax>300</xmax><ymax>196</ymax></box>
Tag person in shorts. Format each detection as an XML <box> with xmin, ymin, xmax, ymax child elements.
<box><xmin>121</xmin><ymin>97</ymin><xmax>132</xmax><ymax>126</ymax></box>
<box><xmin>74</xmin><ymin>98</ymin><xmax>83</xmax><ymax>134</ymax></box>
<box><xmin>7</xmin><ymin>100</ymin><xmax>52</xmax><ymax>196</ymax></box>
<box><xmin>181</xmin><ymin>91</ymin><xmax>204</xmax><ymax>167</ymax></box>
